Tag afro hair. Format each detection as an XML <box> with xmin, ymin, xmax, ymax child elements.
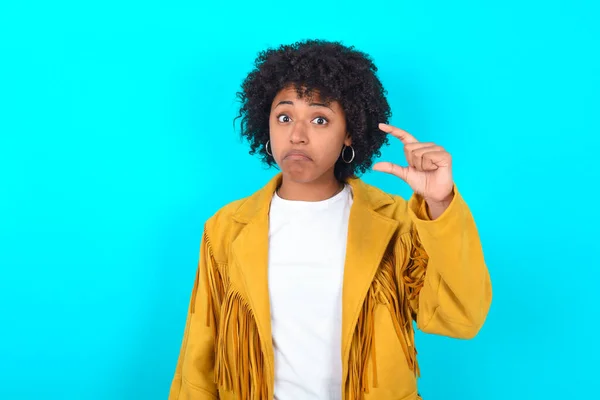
<box><xmin>235</xmin><ymin>39</ymin><xmax>392</xmax><ymax>182</ymax></box>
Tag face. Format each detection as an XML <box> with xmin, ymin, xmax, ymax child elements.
<box><xmin>269</xmin><ymin>86</ymin><xmax>351</xmax><ymax>184</ymax></box>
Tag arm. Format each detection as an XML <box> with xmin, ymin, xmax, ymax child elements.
<box><xmin>169</xmin><ymin>230</ymin><xmax>219</xmax><ymax>399</ymax></box>
<box><xmin>408</xmin><ymin>186</ymin><xmax>492</xmax><ymax>339</ymax></box>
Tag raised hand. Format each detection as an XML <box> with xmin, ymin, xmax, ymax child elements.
<box><xmin>373</xmin><ymin>123</ymin><xmax>455</xmax><ymax>214</ymax></box>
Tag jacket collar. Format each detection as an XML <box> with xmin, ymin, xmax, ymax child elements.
<box><xmin>232</xmin><ymin>172</ymin><xmax>395</xmax><ymax>222</ymax></box>
<box><xmin>229</xmin><ymin>172</ymin><xmax>400</xmax><ymax>390</ymax></box>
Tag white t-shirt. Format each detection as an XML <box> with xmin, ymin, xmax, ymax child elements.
<box><xmin>268</xmin><ymin>184</ymin><xmax>353</xmax><ymax>400</ymax></box>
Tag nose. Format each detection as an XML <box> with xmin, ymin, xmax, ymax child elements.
<box><xmin>289</xmin><ymin>120</ymin><xmax>308</xmax><ymax>144</ymax></box>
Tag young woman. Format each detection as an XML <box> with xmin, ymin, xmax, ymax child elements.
<box><xmin>169</xmin><ymin>39</ymin><xmax>492</xmax><ymax>400</ymax></box>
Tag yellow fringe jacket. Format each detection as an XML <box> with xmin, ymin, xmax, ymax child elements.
<box><xmin>169</xmin><ymin>173</ymin><xmax>492</xmax><ymax>400</ymax></box>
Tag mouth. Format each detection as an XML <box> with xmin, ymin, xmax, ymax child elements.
<box><xmin>283</xmin><ymin>150</ymin><xmax>312</xmax><ymax>161</ymax></box>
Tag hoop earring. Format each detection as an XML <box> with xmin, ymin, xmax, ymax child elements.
<box><xmin>266</xmin><ymin>140</ymin><xmax>272</xmax><ymax>156</ymax></box>
<box><xmin>341</xmin><ymin>145</ymin><xmax>355</xmax><ymax>163</ymax></box>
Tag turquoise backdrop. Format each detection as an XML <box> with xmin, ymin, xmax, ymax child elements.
<box><xmin>1</xmin><ymin>1</ymin><xmax>598</xmax><ymax>399</ymax></box>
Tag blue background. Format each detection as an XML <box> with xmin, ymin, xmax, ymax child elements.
<box><xmin>1</xmin><ymin>1</ymin><xmax>598</xmax><ymax>399</ymax></box>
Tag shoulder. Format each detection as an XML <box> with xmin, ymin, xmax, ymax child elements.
<box><xmin>352</xmin><ymin>178</ymin><xmax>414</xmax><ymax>218</ymax></box>
<box><xmin>205</xmin><ymin>198</ymin><xmax>246</xmax><ymax>229</ymax></box>
<box><xmin>197</xmin><ymin>198</ymin><xmax>244</xmax><ymax>263</ymax></box>
<box><xmin>352</xmin><ymin>178</ymin><xmax>432</xmax><ymax>232</ymax></box>
<box><xmin>200</xmin><ymin>174</ymin><xmax>280</xmax><ymax>261</ymax></box>
<box><xmin>203</xmin><ymin>196</ymin><xmax>249</xmax><ymax>241</ymax></box>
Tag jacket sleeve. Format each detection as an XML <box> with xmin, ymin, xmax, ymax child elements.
<box><xmin>407</xmin><ymin>186</ymin><xmax>492</xmax><ymax>339</ymax></box>
<box><xmin>169</xmin><ymin>230</ymin><xmax>219</xmax><ymax>399</ymax></box>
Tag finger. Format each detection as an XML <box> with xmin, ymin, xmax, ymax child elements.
<box><xmin>421</xmin><ymin>150</ymin><xmax>452</xmax><ymax>170</ymax></box>
<box><xmin>372</xmin><ymin>161</ymin><xmax>409</xmax><ymax>182</ymax></box>
<box><xmin>405</xmin><ymin>143</ymin><xmax>437</xmax><ymax>169</ymax></box>
<box><xmin>411</xmin><ymin>145</ymin><xmax>444</xmax><ymax>171</ymax></box>
<box><xmin>379</xmin><ymin>123</ymin><xmax>418</xmax><ymax>144</ymax></box>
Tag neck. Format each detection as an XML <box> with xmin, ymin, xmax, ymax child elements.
<box><xmin>277</xmin><ymin>174</ymin><xmax>343</xmax><ymax>202</ymax></box>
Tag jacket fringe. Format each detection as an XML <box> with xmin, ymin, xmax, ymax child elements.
<box><xmin>346</xmin><ymin>228</ymin><xmax>428</xmax><ymax>400</ymax></box>
<box><xmin>195</xmin><ymin>226</ymin><xmax>428</xmax><ymax>400</ymax></box>
<box><xmin>194</xmin><ymin>229</ymin><xmax>269</xmax><ymax>399</ymax></box>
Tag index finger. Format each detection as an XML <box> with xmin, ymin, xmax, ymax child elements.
<box><xmin>379</xmin><ymin>123</ymin><xmax>418</xmax><ymax>144</ymax></box>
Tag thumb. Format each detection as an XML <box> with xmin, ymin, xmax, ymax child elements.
<box><xmin>372</xmin><ymin>162</ymin><xmax>409</xmax><ymax>182</ymax></box>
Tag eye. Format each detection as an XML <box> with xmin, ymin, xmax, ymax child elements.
<box><xmin>311</xmin><ymin>116</ymin><xmax>329</xmax><ymax>125</ymax></box>
<box><xmin>277</xmin><ymin>114</ymin><xmax>291</xmax><ymax>123</ymax></box>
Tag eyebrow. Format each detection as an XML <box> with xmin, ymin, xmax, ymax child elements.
<box><xmin>274</xmin><ymin>100</ymin><xmax>335</xmax><ymax>113</ymax></box>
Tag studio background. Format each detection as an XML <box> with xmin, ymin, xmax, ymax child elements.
<box><xmin>1</xmin><ymin>1</ymin><xmax>598</xmax><ymax>399</ymax></box>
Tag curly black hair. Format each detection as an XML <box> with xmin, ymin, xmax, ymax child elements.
<box><xmin>235</xmin><ymin>39</ymin><xmax>392</xmax><ymax>182</ymax></box>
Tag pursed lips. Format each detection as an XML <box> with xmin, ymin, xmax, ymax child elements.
<box><xmin>284</xmin><ymin>150</ymin><xmax>312</xmax><ymax>161</ymax></box>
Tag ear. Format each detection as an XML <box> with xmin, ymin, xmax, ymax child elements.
<box><xmin>344</xmin><ymin>133</ymin><xmax>352</xmax><ymax>146</ymax></box>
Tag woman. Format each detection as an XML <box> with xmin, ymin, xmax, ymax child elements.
<box><xmin>169</xmin><ymin>39</ymin><xmax>492</xmax><ymax>400</ymax></box>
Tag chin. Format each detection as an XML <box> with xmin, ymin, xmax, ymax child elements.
<box><xmin>282</xmin><ymin>170</ymin><xmax>317</xmax><ymax>184</ymax></box>
<box><xmin>281</xmin><ymin>163</ymin><xmax>323</xmax><ymax>184</ymax></box>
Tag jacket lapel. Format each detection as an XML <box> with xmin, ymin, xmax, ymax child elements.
<box><xmin>341</xmin><ymin>178</ymin><xmax>399</xmax><ymax>387</ymax></box>
<box><xmin>230</xmin><ymin>174</ymin><xmax>282</xmax><ymax>386</ymax></box>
